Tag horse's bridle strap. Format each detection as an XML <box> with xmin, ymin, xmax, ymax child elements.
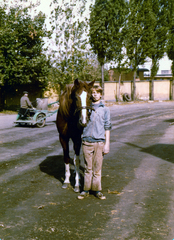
<box><xmin>74</xmin><ymin>106</ymin><xmax>95</xmax><ymax>115</ymax></box>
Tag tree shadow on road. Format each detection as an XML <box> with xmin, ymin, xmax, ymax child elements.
<box><xmin>39</xmin><ymin>155</ymin><xmax>84</xmax><ymax>190</ymax></box>
<box><xmin>39</xmin><ymin>155</ymin><xmax>65</xmax><ymax>184</ymax></box>
<box><xmin>164</xmin><ymin>119</ymin><xmax>174</xmax><ymax>130</ymax></box>
<box><xmin>126</xmin><ymin>143</ymin><xmax>174</xmax><ymax>164</ymax></box>
<box><xmin>164</xmin><ymin>119</ymin><xmax>174</xmax><ymax>124</ymax></box>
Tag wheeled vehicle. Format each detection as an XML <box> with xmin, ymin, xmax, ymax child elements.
<box><xmin>14</xmin><ymin>98</ymin><xmax>59</xmax><ymax>128</ymax></box>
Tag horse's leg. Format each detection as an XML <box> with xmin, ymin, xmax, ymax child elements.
<box><xmin>73</xmin><ymin>154</ymin><xmax>80</xmax><ymax>192</ymax></box>
<box><xmin>63</xmin><ymin>163</ymin><xmax>70</xmax><ymax>188</ymax></box>
<box><xmin>59</xmin><ymin>135</ymin><xmax>71</xmax><ymax>189</ymax></box>
<box><xmin>73</xmin><ymin>136</ymin><xmax>82</xmax><ymax>193</ymax></box>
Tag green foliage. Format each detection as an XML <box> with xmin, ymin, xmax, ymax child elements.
<box><xmin>89</xmin><ymin>0</ymin><xmax>128</xmax><ymax>65</ymax></box>
<box><xmin>123</xmin><ymin>0</ymin><xmax>169</xmax><ymax>99</ymax></box>
<box><xmin>47</xmin><ymin>54</ymin><xmax>108</xmax><ymax>96</ymax></box>
<box><xmin>78</xmin><ymin>55</ymin><xmax>109</xmax><ymax>82</ymax></box>
<box><xmin>89</xmin><ymin>0</ymin><xmax>128</xmax><ymax>95</ymax></box>
<box><xmin>0</xmin><ymin>4</ymin><xmax>51</xmax><ymax>88</ymax></box>
<box><xmin>148</xmin><ymin>0</ymin><xmax>169</xmax><ymax>79</ymax></box>
<box><xmin>166</xmin><ymin>0</ymin><xmax>174</xmax><ymax>77</ymax></box>
<box><xmin>49</xmin><ymin>0</ymin><xmax>90</xmax><ymax>91</ymax></box>
<box><xmin>124</xmin><ymin>0</ymin><xmax>156</xmax><ymax>71</ymax></box>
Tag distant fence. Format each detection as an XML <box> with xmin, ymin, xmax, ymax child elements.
<box><xmin>104</xmin><ymin>79</ymin><xmax>174</xmax><ymax>101</ymax></box>
<box><xmin>2</xmin><ymin>79</ymin><xmax>174</xmax><ymax>111</ymax></box>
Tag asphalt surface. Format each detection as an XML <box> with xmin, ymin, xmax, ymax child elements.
<box><xmin>1</xmin><ymin>101</ymin><xmax>174</xmax><ymax>240</ymax></box>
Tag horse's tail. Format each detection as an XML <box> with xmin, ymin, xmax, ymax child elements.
<box><xmin>58</xmin><ymin>84</ymin><xmax>73</xmax><ymax>118</ymax></box>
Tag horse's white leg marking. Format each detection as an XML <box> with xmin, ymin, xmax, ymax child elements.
<box><xmin>80</xmin><ymin>91</ymin><xmax>87</xmax><ymax>125</ymax></box>
<box><xmin>64</xmin><ymin>163</ymin><xmax>70</xmax><ymax>184</ymax></box>
<box><xmin>74</xmin><ymin>154</ymin><xmax>80</xmax><ymax>192</ymax></box>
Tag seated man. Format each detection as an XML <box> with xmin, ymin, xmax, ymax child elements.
<box><xmin>19</xmin><ymin>91</ymin><xmax>35</xmax><ymax>117</ymax></box>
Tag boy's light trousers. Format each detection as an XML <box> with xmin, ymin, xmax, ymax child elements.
<box><xmin>82</xmin><ymin>141</ymin><xmax>104</xmax><ymax>191</ymax></box>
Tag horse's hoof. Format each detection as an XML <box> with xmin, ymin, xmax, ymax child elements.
<box><xmin>62</xmin><ymin>183</ymin><xmax>70</xmax><ymax>189</ymax></box>
<box><xmin>74</xmin><ymin>186</ymin><xmax>80</xmax><ymax>193</ymax></box>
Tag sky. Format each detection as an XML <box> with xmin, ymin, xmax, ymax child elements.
<box><xmin>1</xmin><ymin>0</ymin><xmax>172</xmax><ymax>74</ymax></box>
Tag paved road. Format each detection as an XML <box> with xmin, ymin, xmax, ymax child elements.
<box><xmin>1</xmin><ymin>101</ymin><xmax>174</xmax><ymax>240</ymax></box>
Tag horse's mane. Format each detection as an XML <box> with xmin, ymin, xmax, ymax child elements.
<box><xmin>58</xmin><ymin>84</ymin><xmax>73</xmax><ymax>118</ymax></box>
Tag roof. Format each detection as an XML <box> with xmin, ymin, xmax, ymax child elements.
<box><xmin>137</xmin><ymin>68</ymin><xmax>149</xmax><ymax>72</ymax></box>
<box><xmin>109</xmin><ymin>67</ymin><xmax>149</xmax><ymax>72</ymax></box>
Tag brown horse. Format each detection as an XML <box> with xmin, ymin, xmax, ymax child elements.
<box><xmin>56</xmin><ymin>79</ymin><xmax>95</xmax><ymax>192</ymax></box>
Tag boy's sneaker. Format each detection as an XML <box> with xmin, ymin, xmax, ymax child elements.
<box><xmin>77</xmin><ymin>191</ymin><xmax>89</xmax><ymax>200</ymax></box>
<box><xmin>96</xmin><ymin>192</ymin><xmax>106</xmax><ymax>200</ymax></box>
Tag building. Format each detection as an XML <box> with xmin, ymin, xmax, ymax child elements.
<box><xmin>108</xmin><ymin>68</ymin><xmax>149</xmax><ymax>81</ymax></box>
<box><xmin>144</xmin><ymin>70</ymin><xmax>172</xmax><ymax>81</ymax></box>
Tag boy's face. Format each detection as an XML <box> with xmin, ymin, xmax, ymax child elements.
<box><xmin>91</xmin><ymin>89</ymin><xmax>101</xmax><ymax>102</ymax></box>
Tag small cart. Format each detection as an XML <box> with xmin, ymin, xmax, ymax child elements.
<box><xmin>14</xmin><ymin>98</ymin><xmax>59</xmax><ymax>128</ymax></box>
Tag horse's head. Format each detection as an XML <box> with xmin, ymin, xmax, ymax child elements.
<box><xmin>71</xmin><ymin>79</ymin><xmax>95</xmax><ymax>128</ymax></box>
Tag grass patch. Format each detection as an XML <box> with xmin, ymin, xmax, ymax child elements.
<box><xmin>0</xmin><ymin>110</ymin><xmax>17</xmax><ymax>115</ymax></box>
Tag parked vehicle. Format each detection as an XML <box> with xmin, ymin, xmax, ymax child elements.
<box><xmin>14</xmin><ymin>98</ymin><xmax>59</xmax><ymax>128</ymax></box>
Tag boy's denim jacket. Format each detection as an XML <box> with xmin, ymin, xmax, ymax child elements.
<box><xmin>82</xmin><ymin>101</ymin><xmax>112</xmax><ymax>142</ymax></box>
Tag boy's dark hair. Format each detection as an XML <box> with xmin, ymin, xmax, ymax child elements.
<box><xmin>92</xmin><ymin>85</ymin><xmax>103</xmax><ymax>94</ymax></box>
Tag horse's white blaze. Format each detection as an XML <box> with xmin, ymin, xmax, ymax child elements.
<box><xmin>80</xmin><ymin>90</ymin><xmax>87</xmax><ymax>124</ymax></box>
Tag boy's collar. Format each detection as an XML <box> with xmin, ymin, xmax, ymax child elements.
<box><xmin>92</xmin><ymin>101</ymin><xmax>104</xmax><ymax>107</ymax></box>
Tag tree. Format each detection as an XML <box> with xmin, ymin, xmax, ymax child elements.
<box><xmin>148</xmin><ymin>0</ymin><xmax>169</xmax><ymax>80</ymax></box>
<box><xmin>49</xmin><ymin>0</ymin><xmax>89</xmax><ymax>92</ymax></box>
<box><xmin>89</xmin><ymin>0</ymin><xmax>128</xmax><ymax>96</ymax></box>
<box><xmin>123</xmin><ymin>0</ymin><xmax>156</xmax><ymax>100</ymax></box>
<box><xmin>167</xmin><ymin>0</ymin><xmax>174</xmax><ymax>77</ymax></box>
<box><xmin>47</xmin><ymin>53</ymin><xmax>109</xmax><ymax>96</ymax></box>
<box><xmin>78</xmin><ymin>54</ymin><xmax>109</xmax><ymax>82</ymax></box>
<box><xmin>0</xmin><ymin>4</ymin><xmax>51</xmax><ymax>89</ymax></box>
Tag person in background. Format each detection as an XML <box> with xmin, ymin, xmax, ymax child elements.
<box><xmin>78</xmin><ymin>85</ymin><xmax>112</xmax><ymax>200</ymax></box>
<box><xmin>20</xmin><ymin>91</ymin><xmax>33</xmax><ymax>109</ymax></box>
<box><xmin>19</xmin><ymin>91</ymin><xmax>35</xmax><ymax>116</ymax></box>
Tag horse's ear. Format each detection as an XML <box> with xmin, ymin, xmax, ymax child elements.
<box><xmin>88</xmin><ymin>80</ymin><xmax>95</xmax><ymax>88</ymax></box>
<box><xmin>74</xmin><ymin>78</ymin><xmax>80</xmax><ymax>87</ymax></box>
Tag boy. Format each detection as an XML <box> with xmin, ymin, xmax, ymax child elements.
<box><xmin>78</xmin><ymin>85</ymin><xmax>112</xmax><ymax>200</ymax></box>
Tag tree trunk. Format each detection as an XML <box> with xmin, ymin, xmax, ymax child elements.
<box><xmin>118</xmin><ymin>73</ymin><xmax>121</xmax><ymax>101</ymax></box>
<box><xmin>171</xmin><ymin>62</ymin><xmax>174</xmax><ymax>100</ymax></box>
<box><xmin>170</xmin><ymin>79</ymin><xmax>174</xmax><ymax>100</ymax></box>
<box><xmin>132</xmin><ymin>70</ymin><xmax>136</xmax><ymax>101</ymax></box>
<box><xmin>101</xmin><ymin>64</ymin><xmax>104</xmax><ymax>99</ymax></box>
<box><xmin>150</xmin><ymin>79</ymin><xmax>154</xmax><ymax>100</ymax></box>
<box><xmin>0</xmin><ymin>86</ymin><xmax>4</xmax><ymax>110</ymax></box>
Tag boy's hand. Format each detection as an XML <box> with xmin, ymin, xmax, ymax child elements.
<box><xmin>103</xmin><ymin>144</ymin><xmax>110</xmax><ymax>155</ymax></box>
<box><xmin>103</xmin><ymin>130</ymin><xmax>110</xmax><ymax>155</ymax></box>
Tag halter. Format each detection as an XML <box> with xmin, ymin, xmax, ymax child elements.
<box><xmin>73</xmin><ymin>106</ymin><xmax>95</xmax><ymax>116</ymax></box>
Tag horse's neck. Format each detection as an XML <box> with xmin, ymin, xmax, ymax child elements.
<box><xmin>59</xmin><ymin>92</ymin><xmax>73</xmax><ymax>118</ymax></box>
